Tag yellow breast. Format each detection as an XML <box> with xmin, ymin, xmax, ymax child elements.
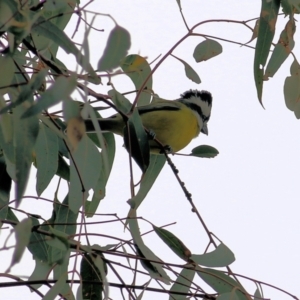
<box><xmin>141</xmin><ymin>104</ymin><xmax>200</xmax><ymax>153</ymax></box>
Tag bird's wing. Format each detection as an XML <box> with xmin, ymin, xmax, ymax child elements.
<box><xmin>137</xmin><ymin>99</ymin><xmax>181</xmax><ymax>115</ymax></box>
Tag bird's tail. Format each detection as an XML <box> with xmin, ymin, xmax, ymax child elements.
<box><xmin>84</xmin><ymin>116</ymin><xmax>124</xmax><ymax>136</ymax></box>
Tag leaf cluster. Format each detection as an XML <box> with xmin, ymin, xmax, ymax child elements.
<box><xmin>0</xmin><ymin>1</ymin><xmax>298</xmax><ymax>300</ymax></box>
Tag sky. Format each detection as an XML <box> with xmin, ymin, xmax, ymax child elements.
<box><xmin>1</xmin><ymin>1</ymin><xmax>299</xmax><ymax>299</ymax></box>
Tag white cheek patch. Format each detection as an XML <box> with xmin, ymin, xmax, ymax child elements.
<box><xmin>189</xmin><ymin>96</ymin><xmax>212</xmax><ymax>119</ymax></box>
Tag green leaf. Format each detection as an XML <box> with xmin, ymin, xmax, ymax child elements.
<box><xmin>32</xmin><ymin>16</ymin><xmax>97</xmax><ymax>78</ymax></box>
<box><xmin>0</xmin><ymin>68</ymin><xmax>48</xmax><ymax>115</ymax></box>
<box><xmin>28</xmin><ymin>216</ymin><xmax>50</xmax><ymax>262</ymax></box>
<box><xmin>169</xmin><ymin>266</ymin><xmax>195</xmax><ymax>300</ymax></box>
<box><xmin>191</xmin><ymin>243</ymin><xmax>235</xmax><ymax>267</ymax></box>
<box><xmin>0</xmin><ymin>54</ymin><xmax>15</xmax><ymax>92</ymax></box>
<box><xmin>281</xmin><ymin>0</ymin><xmax>300</xmax><ymax>15</ymax></box>
<box><xmin>173</xmin><ymin>56</ymin><xmax>201</xmax><ymax>84</ymax></box>
<box><xmin>54</xmin><ymin>195</ymin><xmax>78</xmax><ymax>236</ymax></box>
<box><xmin>284</xmin><ymin>60</ymin><xmax>300</xmax><ymax>118</ymax></box>
<box><xmin>92</xmin><ymin>254</ymin><xmax>109</xmax><ymax>299</ymax></box>
<box><xmin>56</xmin><ymin>154</ymin><xmax>70</xmax><ymax>180</ymax></box>
<box><xmin>265</xmin><ymin>18</ymin><xmax>295</xmax><ymax>79</ymax></box>
<box><xmin>121</xmin><ymin>55</ymin><xmax>153</xmax><ymax>106</ymax></box>
<box><xmin>0</xmin><ymin>156</ymin><xmax>12</xmax><ymax>220</ymax></box>
<box><xmin>69</xmin><ymin>135</ymin><xmax>102</xmax><ymax>213</ymax></box>
<box><xmin>21</xmin><ymin>75</ymin><xmax>77</xmax><ymax>118</ymax></box>
<box><xmin>43</xmin><ymin>273</ymin><xmax>67</xmax><ymax>300</ymax></box>
<box><xmin>43</xmin><ymin>0</ymin><xmax>76</xmax><ymax>32</ymax></box>
<box><xmin>0</xmin><ymin>0</ymin><xmax>17</xmax><ymax>32</ymax></box>
<box><xmin>128</xmin><ymin>217</ymin><xmax>171</xmax><ymax>284</ymax></box>
<box><xmin>254</xmin><ymin>0</ymin><xmax>280</xmax><ymax>104</ymax></box>
<box><xmin>35</xmin><ymin>124</ymin><xmax>58</xmax><ymax>196</ymax></box>
<box><xmin>7</xmin><ymin>218</ymin><xmax>32</xmax><ymax>273</ymax></box>
<box><xmin>153</xmin><ymin>225</ymin><xmax>191</xmax><ymax>262</ymax></box>
<box><xmin>86</xmin><ymin>132</ymin><xmax>115</xmax><ymax>217</ymax></box>
<box><xmin>13</xmin><ymin>103</ymin><xmax>39</xmax><ymax>206</ymax></box>
<box><xmin>217</xmin><ymin>291</ymin><xmax>240</xmax><ymax>300</ymax></box>
<box><xmin>197</xmin><ymin>267</ymin><xmax>249</xmax><ymax>300</ymax></box>
<box><xmin>80</xmin><ymin>254</ymin><xmax>103</xmax><ymax>300</ymax></box>
<box><xmin>123</xmin><ymin>109</ymin><xmax>150</xmax><ymax>172</ymax></box>
<box><xmin>53</xmin><ymin>249</ymin><xmax>74</xmax><ymax>300</ymax></box>
<box><xmin>108</xmin><ymin>88</ymin><xmax>132</xmax><ymax>113</ymax></box>
<box><xmin>28</xmin><ymin>259</ymin><xmax>52</xmax><ymax>290</ymax></box>
<box><xmin>127</xmin><ymin>154</ymin><xmax>166</xmax><ymax>211</ymax></box>
<box><xmin>98</xmin><ymin>25</ymin><xmax>131</xmax><ymax>72</ymax></box>
<box><xmin>193</xmin><ymin>39</ymin><xmax>222</xmax><ymax>62</ymax></box>
<box><xmin>0</xmin><ymin>96</ymin><xmax>14</xmax><ymax>162</ymax></box>
<box><xmin>190</xmin><ymin>145</ymin><xmax>219</xmax><ymax>158</ymax></box>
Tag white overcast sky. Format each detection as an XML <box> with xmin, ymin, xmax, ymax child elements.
<box><xmin>1</xmin><ymin>1</ymin><xmax>300</xmax><ymax>299</ymax></box>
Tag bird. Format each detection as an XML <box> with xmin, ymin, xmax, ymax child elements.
<box><xmin>84</xmin><ymin>90</ymin><xmax>212</xmax><ymax>154</ymax></box>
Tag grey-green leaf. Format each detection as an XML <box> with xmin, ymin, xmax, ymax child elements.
<box><xmin>7</xmin><ymin>218</ymin><xmax>32</xmax><ymax>272</ymax></box>
<box><xmin>35</xmin><ymin>124</ymin><xmax>59</xmax><ymax>196</ymax></box>
<box><xmin>0</xmin><ymin>55</ymin><xmax>15</xmax><ymax>91</ymax></box>
<box><xmin>169</xmin><ymin>266</ymin><xmax>195</xmax><ymax>300</ymax></box>
<box><xmin>69</xmin><ymin>135</ymin><xmax>102</xmax><ymax>213</ymax></box>
<box><xmin>121</xmin><ymin>55</ymin><xmax>153</xmax><ymax>106</ymax></box>
<box><xmin>173</xmin><ymin>56</ymin><xmax>201</xmax><ymax>84</ymax></box>
<box><xmin>98</xmin><ymin>25</ymin><xmax>131</xmax><ymax>72</ymax></box>
<box><xmin>284</xmin><ymin>60</ymin><xmax>300</xmax><ymax>118</ymax></box>
<box><xmin>193</xmin><ymin>39</ymin><xmax>222</xmax><ymax>62</ymax></box>
<box><xmin>127</xmin><ymin>154</ymin><xmax>166</xmax><ymax>211</ymax></box>
<box><xmin>0</xmin><ymin>68</ymin><xmax>48</xmax><ymax>115</ymax></box>
<box><xmin>197</xmin><ymin>267</ymin><xmax>249</xmax><ymax>299</ymax></box>
<box><xmin>264</xmin><ymin>18</ymin><xmax>295</xmax><ymax>79</ymax></box>
<box><xmin>123</xmin><ymin>109</ymin><xmax>150</xmax><ymax>172</ymax></box>
<box><xmin>22</xmin><ymin>75</ymin><xmax>77</xmax><ymax>118</ymax></box>
<box><xmin>254</xmin><ymin>0</ymin><xmax>280</xmax><ymax>104</ymax></box>
<box><xmin>153</xmin><ymin>225</ymin><xmax>191</xmax><ymax>262</ymax></box>
<box><xmin>190</xmin><ymin>145</ymin><xmax>219</xmax><ymax>158</ymax></box>
<box><xmin>13</xmin><ymin>104</ymin><xmax>39</xmax><ymax>206</ymax></box>
<box><xmin>191</xmin><ymin>243</ymin><xmax>235</xmax><ymax>267</ymax></box>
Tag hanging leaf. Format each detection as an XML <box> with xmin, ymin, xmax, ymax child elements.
<box><xmin>98</xmin><ymin>25</ymin><xmax>131</xmax><ymax>72</ymax></box>
<box><xmin>21</xmin><ymin>75</ymin><xmax>77</xmax><ymax>118</ymax></box>
<box><xmin>123</xmin><ymin>109</ymin><xmax>150</xmax><ymax>173</ymax></box>
<box><xmin>193</xmin><ymin>39</ymin><xmax>222</xmax><ymax>62</ymax></box>
<box><xmin>35</xmin><ymin>124</ymin><xmax>59</xmax><ymax>196</ymax></box>
<box><xmin>153</xmin><ymin>225</ymin><xmax>192</xmax><ymax>262</ymax></box>
<box><xmin>190</xmin><ymin>145</ymin><xmax>219</xmax><ymax>158</ymax></box>
<box><xmin>69</xmin><ymin>135</ymin><xmax>102</xmax><ymax>213</ymax></box>
<box><xmin>13</xmin><ymin>103</ymin><xmax>39</xmax><ymax>206</ymax></box>
<box><xmin>172</xmin><ymin>55</ymin><xmax>201</xmax><ymax>83</ymax></box>
<box><xmin>0</xmin><ymin>55</ymin><xmax>15</xmax><ymax>92</ymax></box>
<box><xmin>128</xmin><ymin>217</ymin><xmax>171</xmax><ymax>284</ymax></box>
<box><xmin>121</xmin><ymin>55</ymin><xmax>153</xmax><ymax>105</ymax></box>
<box><xmin>265</xmin><ymin>18</ymin><xmax>296</xmax><ymax>79</ymax></box>
<box><xmin>80</xmin><ymin>254</ymin><xmax>103</xmax><ymax>300</ymax></box>
<box><xmin>284</xmin><ymin>60</ymin><xmax>300</xmax><ymax>118</ymax></box>
<box><xmin>6</xmin><ymin>218</ymin><xmax>32</xmax><ymax>273</ymax></box>
<box><xmin>197</xmin><ymin>267</ymin><xmax>250</xmax><ymax>300</ymax></box>
<box><xmin>254</xmin><ymin>0</ymin><xmax>280</xmax><ymax>104</ymax></box>
<box><xmin>0</xmin><ymin>68</ymin><xmax>48</xmax><ymax>115</ymax></box>
<box><xmin>191</xmin><ymin>243</ymin><xmax>235</xmax><ymax>267</ymax></box>
<box><xmin>127</xmin><ymin>154</ymin><xmax>166</xmax><ymax>212</ymax></box>
<box><xmin>169</xmin><ymin>266</ymin><xmax>195</xmax><ymax>300</ymax></box>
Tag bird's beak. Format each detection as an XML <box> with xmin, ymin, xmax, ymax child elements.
<box><xmin>201</xmin><ymin>123</ymin><xmax>208</xmax><ymax>135</ymax></box>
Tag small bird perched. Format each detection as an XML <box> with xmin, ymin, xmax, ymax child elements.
<box><xmin>84</xmin><ymin>90</ymin><xmax>212</xmax><ymax>153</ymax></box>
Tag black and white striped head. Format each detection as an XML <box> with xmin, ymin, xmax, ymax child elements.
<box><xmin>180</xmin><ymin>90</ymin><xmax>212</xmax><ymax>135</ymax></box>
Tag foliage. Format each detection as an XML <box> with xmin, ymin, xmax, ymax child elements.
<box><xmin>0</xmin><ymin>0</ymin><xmax>299</xmax><ymax>299</ymax></box>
